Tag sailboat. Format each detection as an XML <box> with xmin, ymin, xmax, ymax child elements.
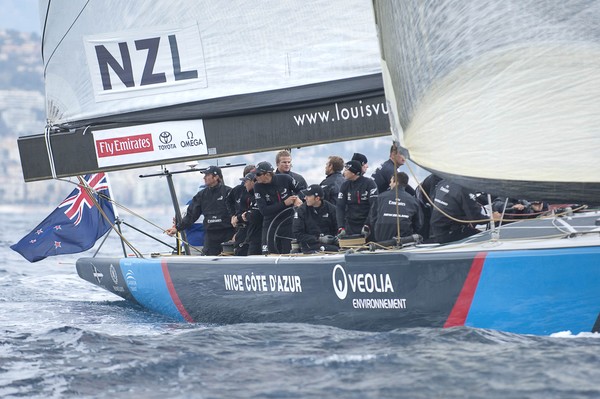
<box><xmin>16</xmin><ymin>0</ymin><xmax>600</xmax><ymax>335</ymax></box>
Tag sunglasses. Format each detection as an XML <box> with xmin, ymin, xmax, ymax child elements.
<box><xmin>255</xmin><ymin>172</ymin><xmax>265</xmax><ymax>176</ymax></box>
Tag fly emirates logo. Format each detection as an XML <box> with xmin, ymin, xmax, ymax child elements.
<box><xmin>332</xmin><ymin>264</ymin><xmax>406</xmax><ymax>310</ymax></box>
<box><xmin>96</xmin><ymin>134</ymin><xmax>154</xmax><ymax>157</ymax></box>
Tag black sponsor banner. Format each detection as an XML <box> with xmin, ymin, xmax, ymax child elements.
<box><xmin>18</xmin><ymin>94</ymin><xmax>389</xmax><ymax>182</ymax></box>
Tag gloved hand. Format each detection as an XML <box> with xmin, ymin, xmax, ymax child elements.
<box><xmin>319</xmin><ymin>235</ymin><xmax>336</xmax><ymax>245</ymax></box>
<box><xmin>336</xmin><ymin>227</ymin><xmax>346</xmax><ymax>238</ymax></box>
<box><xmin>361</xmin><ymin>224</ymin><xmax>371</xmax><ymax>238</ymax></box>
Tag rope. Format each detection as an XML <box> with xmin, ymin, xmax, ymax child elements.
<box><xmin>44</xmin><ymin>125</ymin><xmax>58</xmax><ymax>180</ymax></box>
<box><xmin>405</xmin><ymin>161</ymin><xmax>552</xmax><ymax>225</ymax></box>
<box><xmin>392</xmin><ymin>156</ymin><xmax>401</xmax><ymax>243</ymax></box>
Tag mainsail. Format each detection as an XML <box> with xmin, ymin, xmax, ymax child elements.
<box><xmin>373</xmin><ymin>0</ymin><xmax>600</xmax><ymax>203</ymax></box>
<box><xmin>20</xmin><ymin>0</ymin><xmax>388</xmax><ymax>181</ymax></box>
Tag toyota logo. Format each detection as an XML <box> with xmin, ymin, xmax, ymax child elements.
<box><xmin>159</xmin><ymin>131</ymin><xmax>173</xmax><ymax>144</ymax></box>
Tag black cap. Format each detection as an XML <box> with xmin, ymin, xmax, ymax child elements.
<box><xmin>240</xmin><ymin>172</ymin><xmax>256</xmax><ymax>182</ymax></box>
<box><xmin>351</xmin><ymin>152</ymin><xmax>368</xmax><ymax>165</ymax></box>
<box><xmin>255</xmin><ymin>161</ymin><xmax>274</xmax><ymax>174</ymax></box>
<box><xmin>202</xmin><ymin>165</ymin><xmax>223</xmax><ymax>179</ymax></box>
<box><xmin>345</xmin><ymin>160</ymin><xmax>362</xmax><ymax>176</ymax></box>
<box><xmin>302</xmin><ymin>184</ymin><xmax>324</xmax><ymax>198</ymax></box>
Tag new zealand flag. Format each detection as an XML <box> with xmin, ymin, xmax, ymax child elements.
<box><xmin>11</xmin><ymin>173</ymin><xmax>116</xmax><ymax>262</ymax></box>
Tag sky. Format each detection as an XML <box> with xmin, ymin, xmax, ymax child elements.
<box><xmin>0</xmin><ymin>0</ymin><xmax>40</xmax><ymax>33</ymax></box>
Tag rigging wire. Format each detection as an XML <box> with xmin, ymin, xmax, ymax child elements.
<box><xmin>42</xmin><ymin>0</ymin><xmax>91</xmax><ymax>77</ymax></box>
<box><xmin>102</xmin><ymin>194</ymin><xmax>203</xmax><ymax>255</ymax></box>
<box><xmin>66</xmin><ymin>176</ymin><xmax>203</xmax><ymax>257</ymax></box>
<box><xmin>40</xmin><ymin>0</ymin><xmax>51</xmax><ymax>63</ymax></box>
<box><xmin>392</xmin><ymin>156</ymin><xmax>401</xmax><ymax>244</ymax></box>
<box><xmin>77</xmin><ymin>176</ymin><xmax>144</xmax><ymax>258</ymax></box>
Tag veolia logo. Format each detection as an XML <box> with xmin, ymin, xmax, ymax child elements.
<box><xmin>109</xmin><ymin>264</ymin><xmax>119</xmax><ymax>285</ymax></box>
<box><xmin>332</xmin><ymin>264</ymin><xmax>348</xmax><ymax>300</ymax></box>
<box><xmin>332</xmin><ymin>264</ymin><xmax>395</xmax><ymax>301</ymax></box>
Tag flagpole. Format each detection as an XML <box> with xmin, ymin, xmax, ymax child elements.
<box><xmin>104</xmin><ymin>173</ymin><xmax>128</xmax><ymax>257</ymax></box>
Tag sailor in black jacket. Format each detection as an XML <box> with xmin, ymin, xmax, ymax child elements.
<box><xmin>320</xmin><ymin>155</ymin><xmax>345</xmax><ymax>205</ymax></box>
<box><xmin>336</xmin><ymin>160</ymin><xmax>378</xmax><ymax>236</ymax></box>
<box><xmin>292</xmin><ymin>184</ymin><xmax>338</xmax><ymax>253</ymax></box>
<box><xmin>372</xmin><ymin>144</ymin><xmax>416</xmax><ymax>196</ymax></box>
<box><xmin>226</xmin><ymin>165</ymin><xmax>255</xmax><ymax>256</ymax></box>
<box><xmin>253</xmin><ymin>161</ymin><xmax>302</xmax><ymax>254</ymax></box>
<box><xmin>371</xmin><ymin>172</ymin><xmax>423</xmax><ymax>242</ymax></box>
<box><xmin>430</xmin><ymin>179</ymin><xmax>497</xmax><ymax>244</ymax></box>
<box><xmin>416</xmin><ymin>173</ymin><xmax>443</xmax><ymax>239</ymax></box>
<box><xmin>242</xmin><ymin>172</ymin><xmax>263</xmax><ymax>255</ymax></box>
<box><xmin>239</xmin><ymin>172</ymin><xmax>263</xmax><ymax>255</ymax></box>
<box><xmin>166</xmin><ymin>166</ymin><xmax>234</xmax><ymax>256</ymax></box>
<box><xmin>274</xmin><ymin>150</ymin><xmax>308</xmax><ymax>190</ymax></box>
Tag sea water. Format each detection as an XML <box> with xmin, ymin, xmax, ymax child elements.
<box><xmin>2</xmin><ymin>209</ymin><xmax>600</xmax><ymax>398</ymax></box>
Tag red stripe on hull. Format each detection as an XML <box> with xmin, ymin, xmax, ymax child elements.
<box><xmin>161</xmin><ymin>259</ymin><xmax>194</xmax><ymax>322</ymax></box>
<box><xmin>443</xmin><ymin>252</ymin><xmax>487</xmax><ymax>328</ymax></box>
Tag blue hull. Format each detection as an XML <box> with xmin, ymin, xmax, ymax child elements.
<box><xmin>77</xmin><ymin>244</ymin><xmax>600</xmax><ymax>336</ymax></box>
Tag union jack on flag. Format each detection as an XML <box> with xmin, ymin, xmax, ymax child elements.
<box><xmin>11</xmin><ymin>173</ymin><xmax>116</xmax><ymax>263</ymax></box>
<box><xmin>59</xmin><ymin>173</ymin><xmax>110</xmax><ymax>226</ymax></box>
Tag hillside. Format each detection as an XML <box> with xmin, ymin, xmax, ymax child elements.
<box><xmin>0</xmin><ymin>29</ymin><xmax>44</xmax><ymax>138</ymax></box>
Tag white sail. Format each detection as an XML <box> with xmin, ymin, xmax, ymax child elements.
<box><xmin>20</xmin><ymin>0</ymin><xmax>390</xmax><ymax>181</ymax></box>
<box><xmin>373</xmin><ymin>0</ymin><xmax>600</xmax><ymax>202</ymax></box>
<box><xmin>40</xmin><ymin>0</ymin><xmax>381</xmax><ymax>125</ymax></box>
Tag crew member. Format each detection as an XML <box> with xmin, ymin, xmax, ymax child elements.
<box><xmin>240</xmin><ymin>172</ymin><xmax>263</xmax><ymax>255</ymax></box>
<box><xmin>351</xmin><ymin>152</ymin><xmax>369</xmax><ymax>176</ymax></box>
<box><xmin>166</xmin><ymin>166</ymin><xmax>234</xmax><ymax>255</ymax></box>
<box><xmin>320</xmin><ymin>155</ymin><xmax>345</xmax><ymax>205</ymax></box>
<box><xmin>254</xmin><ymin>161</ymin><xmax>302</xmax><ymax>254</ymax></box>
<box><xmin>372</xmin><ymin>144</ymin><xmax>416</xmax><ymax>196</ymax></box>
<box><xmin>275</xmin><ymin>150</ymin><xmax>307</xmax><ymax>190</ymax></box>
<box><xmin>292</xmin><ymin>184</ymin><xmax>338</xmax><ymax>253</ymax></box>
<box><xmin>416</xmin><ymin>173</ymin><xmax>442</xmax><ymax>239</ymax></box>
<box><xmin>429</xmin><ymin>179</ymin><xmax>500</xmax><ymax>244</ymax></box>
<box><xmin>336</xmin><ymin>160</ymin><xmax>378</xmax><ymax>237</ymax></box>
<box><xmin>226</xmin><ymin>164</ymin><xmax>255</xmax><ymax>256</ymax></box>
<box><xmin>492</xmin><ymin>198</ymin><xmax>549</xmax><ymax>218</ymax></box>
<box><xmin>371</xmin><ymin>172</ymin><xmax>423</xmax><ymax>242</ymax></box>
